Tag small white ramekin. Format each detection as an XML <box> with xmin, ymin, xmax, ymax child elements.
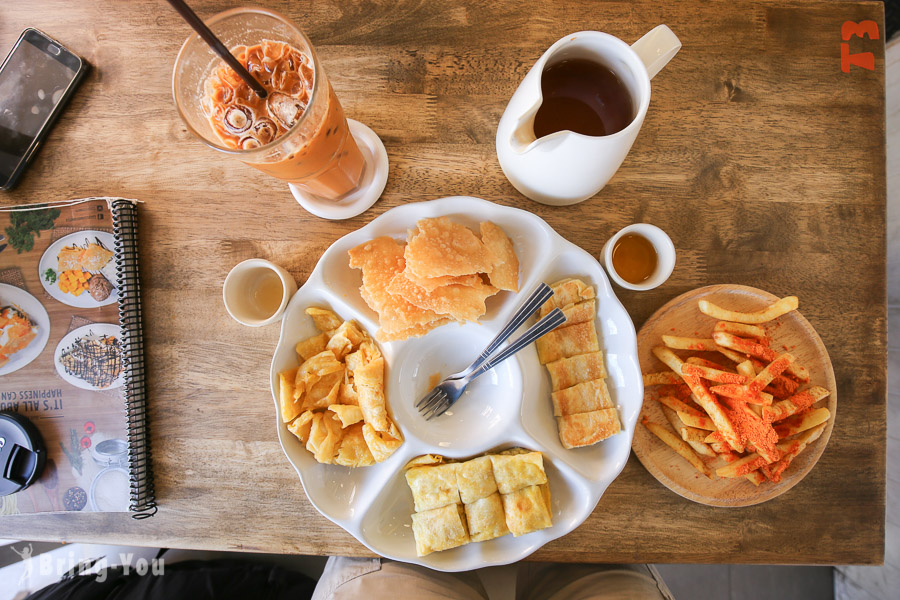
<box><xmin>601</xmin><ymin>223</ymin><xmax>676</xmax><ymax>291</ymax></box>
<box><xmin>223</xmin><ymin>259</ymin><xmax>298</xmax><ymax>327</ymax></box>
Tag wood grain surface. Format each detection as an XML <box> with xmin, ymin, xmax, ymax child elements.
<box><xmin>632</xmin><ymin>285</ymin><xmax>838</xmax><ymax>507</ymax></box>
<box><xmin>0</xmin><ymin>0</ymin><xmax>886</xmax><ymax>564</ymax></box>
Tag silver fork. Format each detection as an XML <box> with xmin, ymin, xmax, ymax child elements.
<box><xmin>415</xmin><ymin>283</ymin><xmax>552</xmax><ymax>411</ymax></box>
<box><xmin>415</xmin><ymin>282</ymin><xmax>554</xmax><ymax>414</ymax></box>
<box><xmin>443</xmin><ymin>282</ymin><xmax>554</xmax><ymax>382</ymax></box>
<box><xmin>418</xmin><ymin>307</ymin><xmax>567</xmax><ymax>420</ymax></box>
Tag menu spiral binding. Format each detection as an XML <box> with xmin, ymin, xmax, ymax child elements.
<box><xmin>110</xmin><ymin>199</ymin><xmax>157</xmax><ymax>519</ymax></box>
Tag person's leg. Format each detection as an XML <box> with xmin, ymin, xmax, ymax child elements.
<box><xmin>519</xmin><ymin>563</ymin><xmax>675</xmax><ymax>600</ymax></box>
<box><xmin>312</xmin><ymin>556</ymin><xmax>489</xmax><ymax>600</ymax></box>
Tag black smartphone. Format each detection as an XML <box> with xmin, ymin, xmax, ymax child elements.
<box><xmin>0</xmin><ymin>28</ymin><xmax>88</xmax><ymax>190</ymax></box>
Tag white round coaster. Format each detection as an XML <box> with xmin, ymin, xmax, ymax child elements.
<box><xmin>289</xmin><ymin>119</ymin><xmax>389</xmax><ymax>220</ymax></box>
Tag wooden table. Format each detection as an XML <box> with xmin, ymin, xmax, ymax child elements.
<box><xmin>0</xmin><ymin>0</ymin><xmax>886</xmax><ymax>564</ymax></box>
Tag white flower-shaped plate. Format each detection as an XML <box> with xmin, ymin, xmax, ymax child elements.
<box><xmin>270</xmin><ymin>196</ymin><xmax>643</xmax><ymax>571</ymax></box>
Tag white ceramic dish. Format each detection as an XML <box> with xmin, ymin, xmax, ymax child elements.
<box><xmin>0</xmin><ymin>283</ymin><xmax>50</xmax><ymax>376</ymax></box>
<box><xmin>39</xmin><ymin>231</ymin><xmax>118</xmax><ymax>308</ymax></box>
<box><xmin>54</xmin><ymin>323</ymin><xmax>124</xmax><ymax>390</ymax></box>
<box><xmin>269</xmin><ymin>196</ymin><xmax>643</xmax><ymax>571</ymax></box>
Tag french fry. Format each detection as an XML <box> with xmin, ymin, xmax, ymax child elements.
<box><xmin>677</xmin><ymin>411</ymin><xmax>716</xmax><ymax>430</ymax></box>
<box><xmin>686</xmin><ymin>356</ymin><xmax>727</xmax><ymax>369</ymax></box>
<box><xmin>652</xmin><ymin>346</ymin><xmax>685</xmax><ymax>374</ymax></box>
<box><xmin>662</xmin><ymin>336</ymin><xmax>718</xmax><ymax>351</ymax></box>
<box><xmin>704</xmin><ymin>430</ymin><xmax>724</xmax><ymax>444</ymax></box>
<box><xmin>713</xmin><ymin>331</ymin><xmax>777</xmax><ymax>362</ymax></box>
<box><xmin>716</xmin><ymin>452</ymin><xmax>768</xmax><ymax>478</ymax></box>
<box><xmin>736</xmin><ymin>360</ymin><xmax>756</xmax><ymax>379</ymax></box>
<box><xmin>766</xmin><ymin>375</ymin><xmax>800</xmax><ymax>399</ymax></box>
<box><xmin>709</xmin><ymin>440</ymin><xmax>734</xmax><ymax>455</ymax></box>
<box><xmin>709</xmin><ymin>383</ymin><xmax>774</xmax><ymax>406</ymax></box>
<box><xmin>642</xmin><ymin>418</ymin><xmax>712</xmax><ymax>478</ymax></box>
<box><xmin>642</xmin><ymin>294</ymin><xmax>829</xmax><ymax>487</ymax></box>
<box><xmin>727</xmin><ymin>401</ymin><xmax>782</xmax><ymax>463</ymax></box>
<box><xmin>657</xmin><ymin>395</ymin><xmax>704</xmax><ymax>417</ymax></box>
<box><xmin>683</xmin><ymin>374</ymin><xmax>743</xmax><ymax>452</ymax></box>
<box><xmin>748</xmin><ymin>353</ymin><xmax>795</xmax><ymax>394</ymax></box>
<box><xmin>681</xmin><ymin>362</ymin><xmax>747</xmax><ymax>385</ymax></box>
<box><xmin>744</xmin><ymin>355</ymin><xmax>809</xmax><ymax>386</ymax></box>
<box><xmin>761</xmin><ymin>386</ymin><xmax>830</xmax><ymax>422</ymax></box>
<box><xmin>681</xmin><ymin>426</ymin><xmax>711</xmax><ymax>443</ymax></box>
<box><xmin>773</xmin><ymin>407</ymin><xmax>831</xmax><ymax>439</ymax></box>
<box><xmin>643</xmin><ymin>372</ymin><xmax>683</xmax><ymax>387</ymax></box>
<box><xmin>660</xmin><ymin>405</ymin><xmax>716</xmax><ymax>457</ymax></box>
<box><xmin>716</xmin><ymin>345</ymin><xmax>747</xmax><ymax>364</ymax></box>
<box><xmin>714</xmin><ymin>321</ymin><xmax>768</xmax><ymax>340</ymax></box>
<box><xmin>784</xmin><ymin>362</ymin><xmax>810</xmax><ymax>384</ymax></box>
<box><xmin>699</xmin><ymin>296</ymin><xmax>799</xmax><ymax>324</ymax></box>
<box><xmin>745</xmin><ymin>471</ymin><xmax>766</xmax><ymax>486</ymax></box>
<box><xmin>761</xmin><ymin>423</ymin><xmax>827</xmax><ymax>482</ymax></box>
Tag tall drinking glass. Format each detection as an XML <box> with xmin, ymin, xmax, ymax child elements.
<box><xmin>172</xmin><ymin>7</ymin><xmax>388</xmax><ymax>218</ymax></box>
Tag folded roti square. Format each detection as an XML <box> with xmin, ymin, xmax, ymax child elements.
<box><xmin>455</xmin><ymin>456</ymin><xmax>498</xmax><ymax>504</ymax></box>
<box><xmin>535</xmin><ymin>321</ymin><xmax>600</xmax><ymax>365</ymax></box>
<box><xmin>489</xmin><ymin>452</ymin><xmax>548</xmax><ymax>495</ymax></box>
<box><xmin>547</xmin><ymin>352</ymin><xmax>607</xmax><ymax>391</ymax></box>
<box><xmin>557</xmin><ymin>409</ymin><xmax>621</xmax><ymax>449</ymax></box>
<box><xmin>502</xmin><ymin>484</ymin><xmax>552</xmax><ymax>537</ymax></box>
<box><xmin>551</xmin><ymin>379</ymin><xmax>613</xmax><ymax>416</ymax></box>
<box><xmin>405</xmin><ymin>217</ymin><xmax>494</xmax><ymax>278</ymax></box>
<box><xmin>480</xmin><ymin>221</ymin><xmax>519</xmax><ymax>292</ymax></box>
<box><xmin>465</xmin><ymin>492</ymin><xmax>509</xmax><ymax>543</ymax></box>
<box><xmin>557</xmin><ymin>299</ymin><xmax>596</xmax><ymax>327</ymax></box>
<box><xmin>406</xmin><ymin>463</ymin><xmax>461</xmax><ymax>512</ymax></box>
<box><xmin>411</xmin><ymin>504</ymin><xmax>470</xmax><ymax>556</ymax></box>
<box><xmin>539</xmin><ymin>279</ymin><xmax>595</xmax><ymax>317</ymax></box>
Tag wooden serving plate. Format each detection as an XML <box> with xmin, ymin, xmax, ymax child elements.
<box><xmin>631</xmin><ymin>284</ymin><xmax>837</xmax><ymax>507</ymax></box>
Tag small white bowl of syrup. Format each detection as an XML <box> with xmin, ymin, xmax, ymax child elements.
<box><xmin>601</xmin><ymin>224</ymin><xmax>675</xmax><ymax>291</ymax></box>
<box><xmin>223</xmin><ymin>259</ymin><xmax>298</xmax><ymax>327</ymax></box>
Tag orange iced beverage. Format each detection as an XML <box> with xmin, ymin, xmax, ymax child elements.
<box><xmin>201</xmin><ymin>41</ymin><xmax>365</xmax><ymax>199</ymax></box>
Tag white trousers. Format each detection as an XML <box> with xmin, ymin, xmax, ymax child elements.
<box><xmin>311</xmin><ymin>557</ymin><xmax>675</xmax><ymax>600</ymax></box>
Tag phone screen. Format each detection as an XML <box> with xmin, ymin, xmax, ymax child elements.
<box><xmin>0</xmin><ymin>32</ymin><xmax>79</xmax><ymax>184</ymax></box>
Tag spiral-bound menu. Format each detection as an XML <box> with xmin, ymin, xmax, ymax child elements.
<box><xmin>0</xmin><ymin>197</ymin><xmax>155</xmax><ymax>518</ymax></box>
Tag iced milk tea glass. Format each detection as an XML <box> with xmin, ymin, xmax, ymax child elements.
<box><xmin>172</xmin><ymin>7</ymin><xmax>388</xmax><ymax>219</ymax></box>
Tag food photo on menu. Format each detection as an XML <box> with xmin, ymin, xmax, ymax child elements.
<box><xmin>0</xmin><ymin>0</ymin><xmax>890</xmax><ymax>598</ymax></box>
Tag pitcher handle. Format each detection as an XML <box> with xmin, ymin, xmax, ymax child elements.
<box><xmin>631</xmin><ymin>25</ymin><xmax>681</xmax><ymax>80</ymax></box>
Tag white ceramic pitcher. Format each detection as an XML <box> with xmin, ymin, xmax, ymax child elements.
<box><xmin>496</xmin><ymin>26</ymin><xmax>681</xmax><ymax>206</ymax></box>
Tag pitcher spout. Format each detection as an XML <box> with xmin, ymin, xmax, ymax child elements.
<box><xmin>509</xmin><ymin>101</ymin><xmax>541</xmax><ymax>153</ymax></box>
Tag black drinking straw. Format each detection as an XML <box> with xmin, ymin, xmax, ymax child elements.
<box><xmin>165</xmin><ymin>0</ymin><xmax>268</xmax><ymax>99</ymax></box>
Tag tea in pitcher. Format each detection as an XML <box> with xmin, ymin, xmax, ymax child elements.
<box><xmin>533</xmin><ymin>58</ymin><xmax>634</xmax><ymax>138</ymax></box>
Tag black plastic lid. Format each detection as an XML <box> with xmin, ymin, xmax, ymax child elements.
<box><xmin>0</xmin><ymin>412</ymin><xmax>46</xmax><ymax>497</ymax></box>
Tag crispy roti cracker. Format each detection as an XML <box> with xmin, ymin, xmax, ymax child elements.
<box><xmin>379</xmin><ymin>317</ymin><xmax>453</xmax><ymax>342</ymax></box>
<box><xmin>403</xmin><ymin>271</ymin><xmax>481</xmax><ymax>293</ymax></box>
<box><xmin>480</xmin><ymin>221</ymin><xmax>519</xmax><ymax>292</ymax></box>
<box><xmin>386</xmin><ymin>272</ymin><xmax>497</xmax><ymax>322</ymax></box>
<box><xmin>349</xmin><ymin>236</ymin><xmax>444</xmax><ymax>336</ymax></box>
<box><xmin>405</xmin><ymin>217</ymin><xmax>494</xmax><ymax>277</ymax></box>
